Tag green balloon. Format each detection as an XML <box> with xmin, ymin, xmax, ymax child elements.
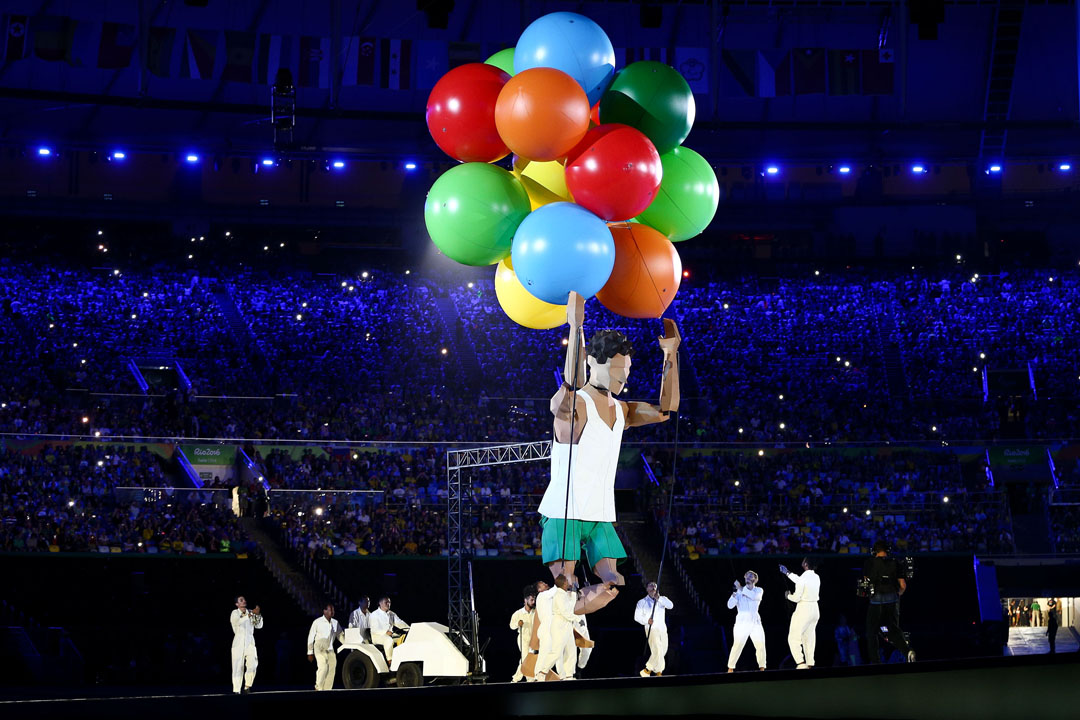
<box><xmin>599</xmin><ymin>61</ymin><xmax>695</xmax><ymax>155</ymax></box>
<box><xmin>424</xmin><ymin>163</ymin><xmax>531</xmax><ymax>266</ymax></box>
<box><xmin>635</xmin><ymin>147</ymin><xmax>718</xmax><ymax>242</ymax></box>
<box><xmin>485</xmin><ymin>48</ymin><xmax>515</xmax><ymax>76</ymax></box>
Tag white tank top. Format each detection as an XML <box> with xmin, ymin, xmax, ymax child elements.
<box><xmin>538</xmin><ymin>389</ymin><xmax>625</xmax><ymax>522</ymax></box>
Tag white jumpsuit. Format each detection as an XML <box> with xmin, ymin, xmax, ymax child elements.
<box><xmin>306</xmin><ymin>615</ymin><xmax>343</xmax><ymax>690</ymax></box>
<box><xmin>635</xmin><ymin>594</ymin><xmax>674</xmax><ymax>674</ymax></box>
<box><xmin>785</xmin><ymin>569</ymin><xmax>821</xmax><ymax>667</ymax></box>
<box><xmin>575</xmin><ymin>614</ymin><xmax>592</xmax><ymax>670</ymax></box>
<box><xmin>510</xmin><ymin>606</ymin><xmax>535</xmax><ymax>681</ymax></box>
<box><xmin>535</xmin><ymin>586</ymin><xmax>576</xmax><ymax>679</ymax></box>
<box><xmin>726</xmin><ymin>585</ymin><xmax>766</xmax><ymax>669</ymax></box>
<box><xmin>230</xmin><ymin>609</ymin><xmax>263</xmax><ymax>693</ymax></box>
<box><xmin>348</xmin><ymin>607</ymin><xmax>371</xmax><ymax>643</ymax></box>
<box><xmin>369</xmin><ymin>608</ymin><xmax>409</xmax><ymax>664</ymax></box>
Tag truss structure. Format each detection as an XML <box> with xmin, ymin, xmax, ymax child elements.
<box><xmin>446</xmin><ymin>441</ymin><xmax>552</xmax><ymax>677</ymax></box>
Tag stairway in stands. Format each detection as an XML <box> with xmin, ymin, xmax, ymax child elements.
<box><xmin>206</xmin><ymin>280</ymin><xmax>271</xmax><ymax>372</ymax></box>
<box><xmin>433</xmin><ymin>295</ymin><xmax>481</xmax><ymax>386</ymax></box>
<box><xmin>875</xmin><ymin>313</ymin><xmax>910</xmax><ymax>399</ymax></box>
<box><xmin>240</xmin><ymin>517</ymin><xmax>329</xmax><ymax>617</ymax></box>
<box><xmin>619</xmin><ymin>511</ymin><xmax>723</xmax><ymax>673</ymax></box>
<box><xmin>1006</xmin><ymin>484</ymin><xmax>1053</xmax><ymax>554</ymax></box>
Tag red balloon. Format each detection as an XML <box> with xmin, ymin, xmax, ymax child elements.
<box><xmin>564</xmin><ymin>124</ymin><xmax>662</xmax><ymax>221</ymax></box>
<box><xmin>426</xmin><ymin>63</ymin><xmax>511</xmax><ymax>163</ymax></box>
<box><xmin>596</xmin><ymin>223</ymin><xmax>682</xmax><ymax>319</ymax></box>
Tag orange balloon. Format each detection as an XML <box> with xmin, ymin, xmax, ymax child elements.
<box><xmin>596</xmin><ymin>223</ymin><xmax>682</xmax><ymax>319</ymax></box>
<box><xmin>495</xmin><ymin>68</ymin><xmax>591</xmax><ymax>162</ymax></box>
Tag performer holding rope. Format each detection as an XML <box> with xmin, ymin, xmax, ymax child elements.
<box><xmin>538</xmin><ymin>291</ymin><xmax>681</xmax><ymax>614</ymax></box>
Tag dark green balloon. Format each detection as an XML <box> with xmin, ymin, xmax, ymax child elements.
<box><xmin>424</xmin><ymin>163</ymin><xmax>531</xmax><ymax>266</ymax></box>
<box><xmin>599</xmin><ymin>61</ymin><xmax>695</xmax><ymax>155</ymax></box>
<box><xmin>485</xmin><ymin>48</ymin><xmax>515</xmax><ymax>76</ymax></box>
<box><xmin>635</xmin><ymin>147</ymin><xmax>718</xmax><ymax>242</ymax></box>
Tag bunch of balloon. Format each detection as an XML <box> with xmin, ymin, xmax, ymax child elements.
<box><xmin>422</xmin><ymin>11</ymin><xmax>717</xmax><ymax>328</ymax></box>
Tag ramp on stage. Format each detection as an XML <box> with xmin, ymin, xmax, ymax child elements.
<box><xmin>2</xmin><ymin>652</ymin><xmax>1077</xmax><ymax>719</ymax></box>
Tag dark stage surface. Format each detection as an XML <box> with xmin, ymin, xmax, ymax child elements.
<box><xmin>2</xmin><ymin>652</ymin><xmax>1077</xmax><ymax>720</ymax></box>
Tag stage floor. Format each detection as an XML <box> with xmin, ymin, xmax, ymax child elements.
<box><xmin>2</xmin><ymin>652</ymin><xmax>1078</xmax><ymax>719</ymax></box>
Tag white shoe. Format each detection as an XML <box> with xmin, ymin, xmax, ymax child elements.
<box><xmin>639</xmin><ymin>669</ymin><xmax>652</xmax><ymax>678</ymax></box>
<box><xmin>796</xmin><ymin>663</ymin><xmax>809</xmax><ymax>669</ymax></box>
<box><xmin>907</xmin><ymin>650</ymin><xmax>916</xmax><ymax>663</ymax></box>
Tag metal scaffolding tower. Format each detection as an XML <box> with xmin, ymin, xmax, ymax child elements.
<box><xmin>446</xmin><ymin>441</ymin><xmax>551</xmax><ymax>679</ymax></box>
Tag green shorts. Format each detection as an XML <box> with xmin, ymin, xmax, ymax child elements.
<box><xmin>540</xmin><ymin>516</ymin><xmax>626</xmax><ymax>565</ymax></box>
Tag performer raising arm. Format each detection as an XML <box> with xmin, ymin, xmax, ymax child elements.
<box><xmin>538</xmin><ymin>291</ymin><xmax>680</xmax><ymax>614</ymax></box>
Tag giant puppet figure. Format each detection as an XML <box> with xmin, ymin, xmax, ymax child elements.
<box><xmin>537</xmin><ymin>291</ymin><xmax>680</xmax><ymax>614</ymax></box>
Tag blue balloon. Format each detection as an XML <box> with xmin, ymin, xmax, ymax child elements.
<box><xmin>514</xmin><ymin>12</ymin><xmax>615</xmax><ymax>106</ymax></box>
<box><xmin>511</xmin><ymin>202</ymin><xmax>615</xmax><ymax>304</ymax></box>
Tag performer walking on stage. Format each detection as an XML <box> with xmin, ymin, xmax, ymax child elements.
<box><xmin>306</xmin><ymin>603</ymin><xmax>343</xmax><ymax>691</ymax></box>
<box><xmin>635</xmin><ymin>581</ymin><xmax>674</xmax><ymax>677</ymax></box>
<box><xmin>534</xmin><ymin>575</ymin><xmax>577</xmax><ymax>681</ymax></box>
<box><xmin>780</xmin><ymin>558</ymin><xmax>821</xmax><ymax>669</ymax></box>
<box><xmin>510</xmin><ymin>584</ymin><xmax>538</xmax><ymax>682</ymax></box>
<box><xmin>230</xmin><ymin>595</ymin><xmax>263</xmax><ymax>694</ymax></box>
<box><xmin>538</xmin><ymin>291</ymin><xmax>680</xmax><ymax>614</ymax></box>
<box><xmin>726</xmin><ymin>571</ymin><xmax>766</xmax><ymax>672</ymax></box>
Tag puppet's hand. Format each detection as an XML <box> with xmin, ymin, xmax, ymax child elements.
<box><xmin>658</xmin><ymin>319</ymin><xmax>680</xmax><ymax>352</ymax></box>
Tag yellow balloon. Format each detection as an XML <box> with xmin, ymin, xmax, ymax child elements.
<box><xmin>512</xmin><ymin>157</ymin><xmax>572</xmax><ymax>206</ymax></box>
<box><xmin>494</xmin><ymin>256</ymin><xmax>566</xmax><ymax>329</ymax></box>
<box><xmin>518</xmin><ymin>174</ymin><xmax>565</xmax><ymax>211</ymax></box>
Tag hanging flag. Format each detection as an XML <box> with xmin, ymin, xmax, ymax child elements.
<box><xmin>827</xmin><ymin>49</ymin><xmax>859</xmax><ymax>95</ymax></box>
<box><xmin>4</xmin><ymin>14</ymin><xmax>29</xmax><ymax>62</ymax></box>
<box><xmin>97</xmin><ymin>22</ymin><xmax>136</xmax><ymax>69</ymax></box>
<box><xmin>147</xmin><ymin>26</ymin><xmax>176</xmax><ymax>77</ymax></box>
<box><xmin>380</xmin><ymin>38</ymin><xmax>411</xmax><ymax>90</ymax></box>
<box><xmin>223</xmin><ymin>30</ymin><xmax>255</xmax><ymax>82</ymax></box>
<box><xmin>720</xmin><ymin>49</ymin><xmax>755</xmax><ymax>97</ymax></box>
<box><xmin>340</xmin><ymin>36</ymin><xmax>376</xmax><ymax>85</ymax></box>
<box><xmin>793</xmin><ymin>47</ymin><xmax>826</xmax><ymax>94</ymax></box>
<box><xmin>33</xmin><ymin>15</ymin><xmax>76</xmax><ymax>63</ymax></box>
<box><xmin>181</xmin><ymin>28</ymin><xmax>218</xmax><ymax>79</ymax></box>
<box><xmin>756</xmin><ymin>49</ymin><xmax>790</xmax><ymax>97</ymax></box>
<box><xmin>66</xmin><ymin>19</ymin><xmax>98</xmax><ymax>68</ymax></box>
<box><xmin>861</xmin><ymin>49</ymin><xmax>894</xmax><ymax>94</ymax></box>
<box><xmin>414</xmin><ymin>39</ymin><xmax>447</xmax><ymax>90</ymax></box>
<box><xmin>298</xmin><ymin>36</ymin><xmax>330</xmax><ymax>88</ymax></box>
<box><xmin>673</xmin><ymin>47</ymin><xmax>708</xmax><ymax>94</ymax></box>
<box><xmin>448</xmin><ymin>41</ymin><xmax>481</xmax><ymax>69</ymax></box>
<box><xmin>256</xmin><ymin>34</ymin><xmax>295</xmax><ymax>85</ymax></box>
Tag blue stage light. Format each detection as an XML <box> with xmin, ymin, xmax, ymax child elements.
<box><xmin>185</xmin><ymin>154</ymin><xmax>200</xmax><ymax>163</ymax></box>
<box><xmin>332</xmin><ymin>160</ymin><xmax>345</xmax><ymax>169</ymax></box>
<box><xmin>989</xmin><ymin>164</ymin><xmax>1001</xmax><ymax>173</ymax></box>
<box><xmin>1059</xmin><ymin>163</ymin><xmax>1071</xmax><ymax>171</ymax></box>
<box><xmin>911</xmin><ymin>165</ymin><xmax>925</xmax><ymax>173</ymax></box>
<box><xmin>404</xmin><ymin>162</ymin><xmax>417</xmax><ymax>171</ymax></box>
<box><xmin>838</xmin><ymin>166</ymin><xmax>851</xmax><ymax>174</ymax></box>
<box><xmin>261</xmin><ymin>158</ymin><xmax>275</xmax><ymax>166</ymax></box>
<box><xmin>37</xmin><ymin>147</ymin><xmax>51</xmax><ymax>156</ymax></box>
<box><xmin>766</xmin><ymin>166</ymin><xmax>779</xmax><ymax>175</ymax></box>
<box><xmin>112</xmin><ymin>151</ymin><xmax>126</xmax><ymax>160</ymax></box>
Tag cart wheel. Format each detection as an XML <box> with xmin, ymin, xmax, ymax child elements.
<box><xmin>396</xmin><ymin>662</ymin><xmax>424</xmax><ymax>688</ymax></box>
<box><xmin>342</xmin><ymin>651</ymin><xmax>379</xmax><ymax>689</ymax></box>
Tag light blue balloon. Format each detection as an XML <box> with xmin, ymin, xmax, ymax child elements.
<box><xmin>511</xmin><ymin>202</ymin><xmax>615</xmax><ymax>304</ymax></box>
<box><xmin>514</xmin><ymin>12</ymin><xmax>615</xmax><ymax>106</ymax></box>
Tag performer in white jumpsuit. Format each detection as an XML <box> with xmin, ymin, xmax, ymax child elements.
<box><xmin>635</xmin><ymin>582</ymin><xmax>673</xmax><ymax>677</ymax></box>
<box><xmin>348</xmin><ymin>596</ymin><xmax>371</xmax><ymax>643</ymax></box>
<box><xmin>535</xmin><ymin>575</ymin><xmax>577</xmax><ymax>680</ymax></box>
<box><xmin>781</xmin><ymin>558</ymin><xmax>821</xmax><ymax>669</ymax></box>
<box><xmin>306</xmin><ymin>604</ymin><xmax>343</xmax><ymax>691</ymax></box>
<box><xmin>726</xmin><ymin>571</ymin><xmax>766</xmax><ymax>671</ymax></box>
<box><xmin>510</xmin><ymin>585</ymin><xmax>537</xmax><ymax>682</ymax></box>
<box><xmin>369</xmin><ymin>596</ymin><xmax>409</xmax><ymax>664</ymax></box>
<box><xmin>230</xmin><ymin>595</ymin><xmax>263</xmax><ymax>693</ymax></box>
